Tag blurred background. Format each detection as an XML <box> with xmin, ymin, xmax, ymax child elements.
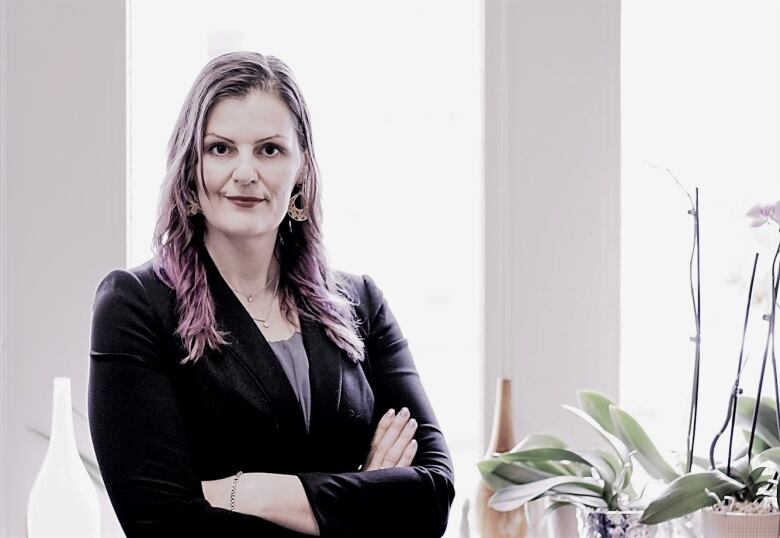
<box><xmin>2</xmin><ymin>0</ymin><xmax>779</xmax><ymax>536</ymax></box>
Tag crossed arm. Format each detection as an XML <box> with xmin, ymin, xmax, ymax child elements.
<box><xmin>200</xmin><ymin>407</ymin><xmax>420</xmax><ymax>535</ymax></box>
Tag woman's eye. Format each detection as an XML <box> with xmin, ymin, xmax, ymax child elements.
<box><xmin>206</xmin><ymin>142</ymin><xmax>283</xmax><ymax>157</ymax></box>
<box><xmin>208</xmin><ymin>143</ymin><xmax>230</xmax><ymax>156</ymax></box>
<box><xmin>261</xmin><ymin>144</ymin><xmax>282</xmax><ymax>157</ymax></box>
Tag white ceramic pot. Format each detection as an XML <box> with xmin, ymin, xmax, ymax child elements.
<box><xmin>701</xmin><ymin>507</ymin><xmax>780</xmax><ymax>538</ymax></box>
<box><xmin>577</xmin><ymin>508</ymin><xmax>659</xmax><ymax>538</ymax></box>
<box><xmin>27</xmin><ymin>377</ymin><xmax>100</xmax><ymax>538</ymax></box>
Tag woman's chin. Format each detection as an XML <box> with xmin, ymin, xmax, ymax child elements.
<box><xmin>226</xmin><ymin>226</ymin><xmax>279</xmax><ymax>240</ymax></box>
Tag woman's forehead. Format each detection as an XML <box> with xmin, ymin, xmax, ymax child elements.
<box><xmin>205</xmin><ymin>91</ymin><xmax>295</xmax><ymax>138</ymax></box>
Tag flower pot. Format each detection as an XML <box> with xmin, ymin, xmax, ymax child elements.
<box><xmin>577</xmin><ymin>508</ymin><xmax>658</xmax><ymax>538</ymax></box>
<box><xmin>701</xmin><ymin>507</ymin><xmax>780</xmax><ymax>538</ymax></box>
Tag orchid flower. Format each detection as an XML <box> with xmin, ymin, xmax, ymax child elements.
<box><xmin>747</xmin><ymin>201</ymin><xmax>780</xmax><ymax>227</ymax></box>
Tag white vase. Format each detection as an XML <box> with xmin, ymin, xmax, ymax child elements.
<box><xmin>701</xmin><ymin>508</ymin><xmax>780</xmax><ymax>538</ymax></box>
<box><xmin>546</xmin><ymin>504</ymin><xmax>578</xmax><ymax>538</ymax></box>
<box><xmin>27</xmin><ymin>377</ymin><xmax>100</xmax><ymax>538</ymax></box>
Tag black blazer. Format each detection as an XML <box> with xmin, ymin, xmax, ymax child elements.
<box><xmin>87</xmin><ymin>242</ymin><xmax>455</xmax><ymax>538</ymax></box>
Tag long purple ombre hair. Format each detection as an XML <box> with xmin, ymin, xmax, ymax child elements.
<box><xmin>151</xmin><ymin>51</ymin><xmax>365</xmax><ymax>365</ymax></box>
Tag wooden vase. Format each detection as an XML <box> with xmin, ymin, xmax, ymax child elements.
<box><xmin>474</xmin><ymin>378</ymin><xmax>528</xmax><ymax>538</ymax></box>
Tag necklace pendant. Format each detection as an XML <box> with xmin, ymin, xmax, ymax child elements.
<box><xmin>247</xmin><ymin>294</ymin><xmax>254</xmax><ymax>303</ymax></box>
<box><xmin>262</xmin><ymin>320</ymin><xmax>270</xmax><ymax>328</ymax></box>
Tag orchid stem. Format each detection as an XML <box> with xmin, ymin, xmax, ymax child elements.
<box><xmin>709</xmin><ymin>253</ymin><xmax>758</xmax><ymax>474</ymax></box>
<box><xmin>685</xmin><ymin>188</ymin><xmax>702</xmax><ymax>474</ymax></box>
<box><xmin>748</xmin><ymin>240</ymin><xmax>780</xmax><ymax>461</ymax></box>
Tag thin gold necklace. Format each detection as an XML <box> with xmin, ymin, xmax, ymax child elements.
<box><xmin>247</xmin><ymin>277</ymin><xmax>280</xmax><ymax>328</ymax></box>
<box><xmin>228</xmin><ymin>275</ymin><xmax>275</xmax><ymax>303</ymax></box>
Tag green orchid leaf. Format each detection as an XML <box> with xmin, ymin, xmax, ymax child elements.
<box><xmin>558</xmin><ymin>461</ymin><xmax>582</xmax><ymax>476</ymax></box>
<box><xmin>562</xmin><ymin>404</ymin><xmax>630</xmax><ymax>461</ymax></box>
<box><xmin>741</xmin><ymin>429</ymin><xmax>772</xmax><ymax>453</ymax></box>
<box><xmin>755</xmin><ymin>447</ymin><xmax>780</xmax><ymax>468</ymax></box>
<box><xmin>734</xmin><ymin>443</ymin><xmax>750</xmax><ymax>459</ymax></box>
<box><xmin>499</xmin><ymin>447</ymin><xmax>618</xmax><ymax>485</ymax></box>
<box><xmin>609</xmin><ymin>405</ymin><xmax>679</xmax><ymax>483</ymax></box>
<box><xmin>524</xmin><ymin>460</ymin><xmax>577</xmax><ymax>476</ymax></box>
<box><xmin>640</xmin><ymin>471</ymin><xmax>745</xmax><ymax>525</ymax></box>
<box><xmin>577</xmin><ymin>389</ymin><xmax>619</xmax><ymax>435</ymax></box>
<box><xmin>594</xmin><ymin>449</ymin><xmax>624</xmax><ymax>489</ymax></box>
<box><xmin>512</xmin><ymin>433</ymin><xmax>568</xmax><ymax>451</ymax></box>
<box><xmin>499</xmin><ymin>447</ymin><xmax>592</xmax><ymax>466</ymax></box>
<box><xmin>691</xmin><ymin>455</ymin><xmax>713</xmax><ymax>470</ymax></box>
<box><xmin>579</xmin><ymin>449</ymin><xmax>617</xmax><ymax>484</ymax></box>
<box><xmin>718</xmin><ymin>456</ymin><xmax>751</xmax><ymax>483</ymax></box>
<box><xmin>549</xmin><ymin>481</ymin><xmax>604</xmax><ymax>496</ymax></box>
<box><xmin>477</xmin><ymin>459</ymin><xmax>554</xmax><ymax>491</ymax></box>
<box><xmin>748</xmin><ymin>466</ymin><xmax>766</xmax><ymax>485</ymax></box>
<box><xmin>548</xmin><ymin>494</ymin><xmax>609</xmax><ymax>509</ymax></box>
<box><xmin>736</xmin><ymin>396</ymin><xmax>780</xmax><ymax>446</ymax></box>
<box><xmin>616</xmin><ymin>457</ymin><xmax>634</xmax><ymax>492</ymax></box>
<box><xmin>488</xmin><ymin>476</ymin><xmax>602</xmax><ymax>512</ymax></box>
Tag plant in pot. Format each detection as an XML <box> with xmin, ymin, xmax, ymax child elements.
<box><xmin>478</xmin><ymin>389</ymin><xmax>683</xmax><ymax>537</ymax></box>
<box><xmin>639</xmin><ymin>199</ymin><xmax>780</xmax><ymax>538</ymax></box>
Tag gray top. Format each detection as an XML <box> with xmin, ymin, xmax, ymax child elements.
<box><xmin>267</xmin><ymin>331</ymin><xmax>311</xmax><ymax>433</ymax></box>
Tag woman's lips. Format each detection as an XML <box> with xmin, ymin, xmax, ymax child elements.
<box><xmin>227</xmin><ymin>196</ymin><xmax>264</xmax><ymax>208</ymax></box>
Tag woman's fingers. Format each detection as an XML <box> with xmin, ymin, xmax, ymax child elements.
<box><xmin>369</xmin><ymin>407</ymin><xmax>409</xmax><ymax>467</ymax></box>
<box><xmin>382</xmin><ymin>417</ymin><xmax>418</xmax><ymax>468</ymax></box>
<box><xmin>397</xmin><ymin>439</ymin><xmax>418</xmax><ymax>467</ymax></box>
<box><xmin>369</xmin><ymin>408</ymin><xmax>396</xmax><ymax>450</ymax></box>
<box><xmin>363</xmin><ymin>408</ymin><xmax>396</xmax><ymax>470</ymax></box>
<box><xmin>363</xmin><ymin>407</ymin><xmax>418</xmax><ymax>471</ymax></box>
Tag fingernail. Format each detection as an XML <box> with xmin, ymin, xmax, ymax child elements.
<box><xmin>385</xmin><ymin>409</ymin><xmax>395</xmax><ymax>418</ymax></box>
<box><xmin>400</xmin><ymin>407</ymin><xmax>409</xmax><ymax>418</ymax></box>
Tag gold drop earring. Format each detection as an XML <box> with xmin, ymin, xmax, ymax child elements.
<box><xmin>187</xmin><ymin>201</ymin><xmax>200</xmax><ymax>216</ymax></box>
<box><xmin>287</xmin><ymin>191</ymin><xmax>309</xmax><ymax>222</ymax></box>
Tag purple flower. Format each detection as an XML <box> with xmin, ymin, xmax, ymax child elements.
<box><xmin>746</xmin><ymin>201</ymin><xmax>780</xmax><ymax>227</ymax></box>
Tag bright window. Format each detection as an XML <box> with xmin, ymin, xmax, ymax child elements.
<box><xmin>622</xmin><ymin>1</ymin><xmax>780</xmax><ymax>468</ymax></box>
<box><xmin>129</xmin><ymin>1</ymin><xmax>482</xmax><ymax>534</ymax></box>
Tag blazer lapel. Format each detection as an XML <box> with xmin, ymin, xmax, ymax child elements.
<box><xmin>197</xmin><ymin>241</ymin><xmax>342</xmax><ymax>443</ymax></box>
<box><xmin>299</xmin><ymin>316</ymin><xmax>342</xmax><ymax>441</ymax></box>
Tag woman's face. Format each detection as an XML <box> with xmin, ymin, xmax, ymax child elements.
<box><xmin>196</xmin><ymin>89</ymin><xmax>303</xmax><ymax>241</ymax></box>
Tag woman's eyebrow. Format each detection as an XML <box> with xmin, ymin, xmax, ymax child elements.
<box><xmin>204</xmin><ymin>132</ymin><xmax>288</xmax><ymax>144</ymax></box>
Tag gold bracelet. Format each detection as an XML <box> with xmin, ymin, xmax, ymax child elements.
<box><xmin>229</xmin><ymin>471</ymin><xmax>243</xmax><ymax>511</ymax></box>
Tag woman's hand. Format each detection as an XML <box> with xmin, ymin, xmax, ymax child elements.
<box><xmin>201</xmin><ymin>477</ymin><xmax>232</xmax><ymax>509</ymax></box>
<box><xmin>362</xmin><ymin>407</ymin><xmax>418</xmax><ymax>471</ymax></box>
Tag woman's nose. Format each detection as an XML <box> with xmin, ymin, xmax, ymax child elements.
<box><xmin>232</xmin><ymin>152</ymin><xmax>258</xmax><ymax>184</ymax></box>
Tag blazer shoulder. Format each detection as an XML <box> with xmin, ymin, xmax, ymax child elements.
<box><xmin>332</xmin><ymin>270</ymin><xmax>386</xmax><ymax>323</ymax></box>
<box><xmin>94</xmin><ymin>259</ymin><xmax>173</xmax><ymax>303</ymax></box>
<box><xmin>92</xmin><ymin>259</ymin><xmax>176</xmax><ymax>335</ymax></box>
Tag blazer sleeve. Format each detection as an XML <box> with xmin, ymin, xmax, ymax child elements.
<box><xmin>295</xmin><ymin>274</ymin><xmax>456</xmax><ymax>538</ymax></box>
<box><xmin>88</xmin><ymin>269</ymin><xmax>313</xmax><ymax>538</ymax></box>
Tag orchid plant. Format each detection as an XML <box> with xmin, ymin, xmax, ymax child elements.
<box><xmin>639</xmin><ymin>198</ymin><xmax>780</xmax><ymax>525</ymax></box>
<box><xmin>477</xmin><ymin>390</ymin><xmax>681</xmax><ymax>519</ymax></box>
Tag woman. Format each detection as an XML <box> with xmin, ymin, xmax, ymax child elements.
<box><xmin>88</xmin><ymin>51</ymin><xmax>455</xmax><ymax>537</ymax></box>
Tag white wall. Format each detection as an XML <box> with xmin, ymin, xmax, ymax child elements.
<box><xmin>483</xmin><ymin>0</ymin><xmax>621</xmax><ymax>452</ymax></box>
<box><xmin>0</xmin><ymin>0</ymin><xmax>127</xmax><ymax>535</ymax></box>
